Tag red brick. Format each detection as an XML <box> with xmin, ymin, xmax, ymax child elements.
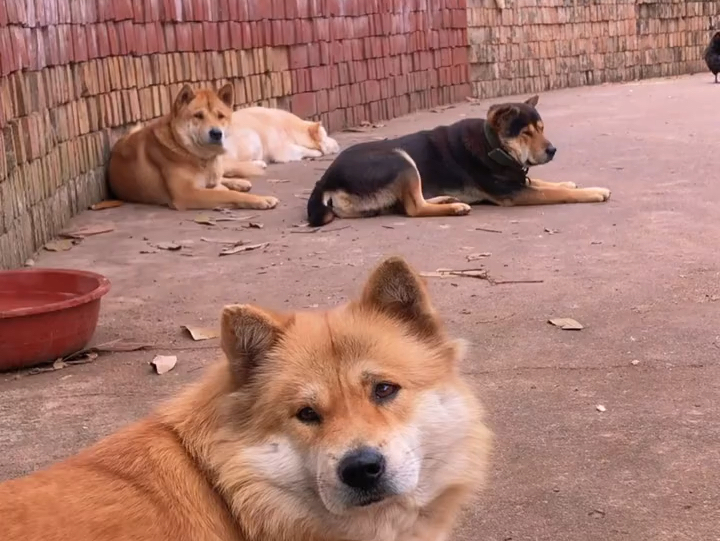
<box><xmin>147</xmin><ymin>0</ymin><xmax>163</xmax><ymax>21</ymax></box>
<box><xmin>307</xmin><ymin>42</ymin><xmax>321</xmax><ymax>67</ymax></box>
<box><xmin>310</xmin><ymin>66</ymin><xmax>330</xmax><ymax>91</ymax></box>
<box><xmin>261</xmin><ymin>19</ymin><xmax>272</xmax><ymax>46</ymax></box>
<box><xmin>319</xmin><ymin>41</ymin><xmax>332</xmax><ymax>66</ymax></box>
<box><xmin>241</xmin><ymin>21</ymin><xmax>251</xmax><ymax>49</ymax></box>
<box><xmin>315</xmin><ymin>89</ymin><xmax>329</xmax><ymax>113</ymax></box>
<box><xmin>270</xmin><ymin>20</ymin><xmax>283</xmax><ymax>46</ymax></box>
<box><xmin>133</xmin><ymin>0</ymin><xmax>146</xmax><ymax>22</ymax></box>
<box><xmin>0</xmin><ymin>1</ymin><xmax>8</xmax><ymax>26</ymax></box>
<box><xmin>175</xmin><ymin>23</ymin><xmax>192</xmax><ymax>51</ymax></box>
<box><xmin>113</xmin><ymin>0</ymin><xmax>134</xmax><ymax>21</ymax></box>
<box><xmin>146</xmin><ymin>22</ymin><xmax>160</xmax><ymax>53</ymax></box>
<box><xmin>271</xmin><ymin>0</ymin><xmax>285</xmax><ymax>18</ymax></box>
<box><xmin>290</xmin><ymin>92</ymin><xmax>316</xmax><ymax>119</ymax></box>
<box><xmin>163</xmin><ymin>0</ymin><xmax>182</xmax><ymax>21</ymax></box>
<box><xmin>218</xmin><ymin>22</ymin><xmax>231</xmax><ymax>50</ymax></box>
<box><xmin>203</xmin><ymin>22</ymin><xmax>219</xmax><ymax>51</ymax></box>
<box><xmin>71</xmin><ymin>25</ymin><xmax>89</xmax><ymax>62</ymax></box>
<box><xmin>230</xmin><ymin>22</ymin><xmax>243</xmax><ymax>49</ymax></box>
<box><xmin>289</xmin><ymin>45</ymin><xmax>309</xmax><ymax>69</ymax></box>
<box><xmin>57</xmin><ymin>24</ymin><xmax>72</xmax><ymax>63</ymax></box>
<box><xmin>191</xmin><ymin>22</ymin><xmax>204</xmax><ymax>51</ymax></box>
<box><xmin>163</xmin><ymin>23</ymin><xmax>176</xmax><ymax>51</ymax></box>
<box><xmin>281</xmin><ymin>19</ymin><xmax>296</xmax><ymax>46</ymax></box>
<box><xmin>284</xmin><ymin>0</ymin><xmax>298</xmax><ymax>19</ymax></box>
<box><xmin>0</xmin><ymin>27</ymin><xmax>14</xmax><ymax>75</ymax></box>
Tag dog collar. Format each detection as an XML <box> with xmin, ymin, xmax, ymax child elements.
<box><xmin>483</xmin><ymin>122</ymin><xmax>528</xmax><ymax>173</ymax></box>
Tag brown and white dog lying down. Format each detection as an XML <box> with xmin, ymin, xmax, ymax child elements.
<box><xmin>221</xmin><ymin>106</ymin><xmax>340</xmax><ymax>167</ymax></box>
<box><xmin>108</xmin><ymin>84</ymin><xmax>279</xmax><ymax>211</ymax></box>
<box><xmin>0</xmin><ymin>257</ymin><xmax>492</xmax><ymax>541</ymax></box>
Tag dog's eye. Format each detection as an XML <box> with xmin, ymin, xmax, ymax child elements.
<box><xmin>194</xmin><ymin>112</ymin><xmax>204</xmax><ymax>120</ymax></box>
<box><xmin>373</xmin><ymin>382</ymin><xmax>400</xmax><ymax>402</ymax></box>
<box><xmin>217</xmin><ymin>112</ymin><xmax>226</xmax><ymax>120</ymax></box>
<box><xmin>296</xmin><ymin>407</ymin><xmax>322</xmax><ymax>424</ymax></box>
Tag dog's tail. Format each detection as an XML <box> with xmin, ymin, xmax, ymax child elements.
<box><xmin>307</xmin><ymin>185</ymin><xmax>336</xmax><ymax>227</ymax></box>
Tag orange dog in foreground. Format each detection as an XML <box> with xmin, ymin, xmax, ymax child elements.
<box><xmin>108</xmin><ymin>84</ymin><xmax>279</xmax><ymax>211</ymax></box>
<box><xmin>0</xmin><ymin>257</ymin><xmax>492</xmax><ymax>541</ymax></box>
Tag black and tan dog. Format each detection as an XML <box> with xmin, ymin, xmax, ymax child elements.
<box><xmin>307</xmin><ymin>96</ymin><xmax>611</xmax><ymax>226</ymax></box>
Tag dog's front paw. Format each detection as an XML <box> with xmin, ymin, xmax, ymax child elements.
<box><xmin>427</xmin><ymin>196</ymin><xmax>461</xmax><ymax>204</ymax></box>
<box><xmin>255</xmin><ymin>196</ymin><xmax>279</xmax><ymax>210</ymax></box>
<box><xmin>223</xmin><ymin>179</ymin><xmax>252</xmax><ymax>192</ymax></box>
<box><xmin>585</xmin><ymin>187</ymin><xmax>611</xmax><ymax>202</ymax></box>
<box><xmin>252</xmin><ymin>160</ymin><xmax>268</xmax><ymax>169</ymax></box>
<box><xmin>321</xmin><ymin>137</ymin><xmax>340</xmax><ymax>155</ymax></box>
<box><xmin>451</xmin><ymin>203</ymin><xmax>472</xmax><ymax>215</ymax></box>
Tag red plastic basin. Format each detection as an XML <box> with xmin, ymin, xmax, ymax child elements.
<box><xmin>0</xmin><ymin>268</ymin><xmax>111</xmax><ymax>371</ymax></box>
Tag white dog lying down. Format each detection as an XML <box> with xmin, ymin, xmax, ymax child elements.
<box><xmin>222</xmin><ymin>107</ymin><xmax>340</xmax><ymax>168</ymax></box>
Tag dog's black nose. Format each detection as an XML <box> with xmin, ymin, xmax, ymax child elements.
<box><xmin>546</xmin><ymin>145</ymin><xmax>557</xmax><ymax>158</ymax></box>
<box><xmin>209</xmin><ymin>128</ymin><xmax>223</xmax><ymax>142</ymax></box>
<box><xmin>338</xmin><ymin>447</ymin><xmax>386</xmax><ymax>490</ymax></box>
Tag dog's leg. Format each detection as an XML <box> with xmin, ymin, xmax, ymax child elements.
<box><xmin>425</xmin><ymin>196</ymin><xmax>462</xmax><ymax>204</ymax></box>
<box><xmin>171</xmin><ymin>189</ymin><xmax>279</xmax><ymax>210</ymax></box>
<box><xmin>502</xmin><ymin>185</ymin><xmax>611</xmax><ymax>206</ymax></box>
<box><xmin>272</xmin><ymin>144</ymin><xmax>322</xmax><ymax>163</ymax></box>
<box><xmin>528</xmin><ymin>178</ymin><xmax>577</xmax><ymax>189</ymax></box>
<box><xmin>399</xmin><ymin>170</ymin><xmax>471</xmax><ymax>218</ymax></box>
<box><xmin>166</xmin><ymin>176</ymin><xmax>279</xmax><ymax>210</ymax></box>
<box><xmin>220</xmin><ymin>178</ymin><xmax>252</xmax><ymax>192</ymax></box>
<box><xmin>221</xmin><ymin>158</ymin><xmax>266</xmax><ymax>179</ymax></box>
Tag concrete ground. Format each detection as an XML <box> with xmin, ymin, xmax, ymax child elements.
<box><xmin>2</xmin><ymin>74</ymin><xmax>719</xmax><ymax>540</ymax></box>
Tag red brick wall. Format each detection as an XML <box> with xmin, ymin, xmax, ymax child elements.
<box><xmin>0</xmin><ymin>0</ymin><xmax>471</xmax><ymax>269</ymax></box>
<box><xmin>467</xmin><ymin>0</ymin><xmax>715</xmax><ymax>98</ymax></box>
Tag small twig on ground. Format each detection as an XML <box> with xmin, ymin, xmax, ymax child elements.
<box><xmin>323</xmin><ymin>225</ymin><xmax>351</xmax><ymax>233</ymax></box>
<box><xmin>475</xmin><ymin>226</ymin><xmax>503</xmax><ymax>233</ymax></box>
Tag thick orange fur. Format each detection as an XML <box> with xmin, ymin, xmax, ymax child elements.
<box><xmin>107</xmin><ymin>84</ymin><xmax>278</xmax><ymax>211</ymax></box>
<box><xmin>0</xmin><ymin>257</ymin><xmax>491</xmax><ymax>541</ymax></box>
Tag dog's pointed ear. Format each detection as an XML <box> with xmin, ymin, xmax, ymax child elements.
<box><xmin>359</xmin><ymin>257</ymin><xmax>440</xmax><ymax>338</ymax></box>
<box><xmin>524</xmin><ymin>95</ymin><xmax>539</xmax><ymax>107</ymax></box>
<box><xmin>174</xmin><ymin>85</ymin><xmax>195</xmax><ymax>113</ymax></box>
<box><xmin>217</xmin><ymin>83</ymin><xmax>235</xmax><ymax>108</ymax></box>
<box><xmin>486</xmin><ymin>103</ymin><xmax>516</xmax><ymax>130</ymax></box>
<box><xmin>221</xmin><ymin>304</ymin><xmax>286</xmax><ymax>384</ymax></box>
<box><xmin>308</xmin><ymin>121</ymin><xmax>322</xmax><ymax>141</ymax></box>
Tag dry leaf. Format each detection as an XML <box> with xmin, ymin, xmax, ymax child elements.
<box><xmin>152</xmin><ymin>355</ymin><xmax>177</xmax><ymax>375</ymax></box>
<box><xmin>245</xmin><ymin>222</ymin><xmax>264</xmax><ymax>229</ymax></box>
<box><xmin>182</xmin><ymin>325</ymin><xmax>219</xmax><ymax>341</ymax></box>
<box><xmin>61</xmin><ymin>224</ymin><xmax>115</xmax><ymax>239</ymax></box>
<box><xmin>90</xmin><ymin>200</ymin><xmax>124</xmax><ymax>211</ymax></box>
<box><xmin>53</xmin><ymin>359</ymin><xmax>67</xmax><ymax>370</ymax></box>
<box><xmin>215</xmin><ymin>214</ymin><xmax>258</xmax><ymax>222</ymax></box>
<box><xmin>596</xmin><ymin>404</ymin><xmax>606</xmax><ymax>412</ymax></box>
<box><xmin>544</xmin><ymin>227</ymin><xmax>560</xmax><ymax>235</ymax></box>
<box><xmin>156</xmin><ymin>242</ymin><xmax>182</xmax><ymax>251</ymax></box>
<box><xmin>219</xmin><ymin>242</ymin><xmax>269</xmax><ymax>256</ymax></box>
<box><xmin>630</xmin><ymin>359</ymin><xmax>640</xmax><ymax>366</ymax></box>
<box><xmin>44</xmin><ymin>239</ymin><xmax>75</xmax><ymax>252</ymax></box>
<box><xmin>194</xmin><ymin>214</ymin><xmax>216</xmax><ymax>226</ymax></box>
<box><xmin>91</xmin><ymin>341</ymin><xmax>151</xmax><ymax>353</ymax></box>
<box><xmin>466</xmin><ymin>252</ymin><xmax>491</xmax><ymax>261</ymax></box>
<box><xmin>548</xmin><ymin>318</ymin><xmax>584</xmax><ymax>330</ymax></box>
